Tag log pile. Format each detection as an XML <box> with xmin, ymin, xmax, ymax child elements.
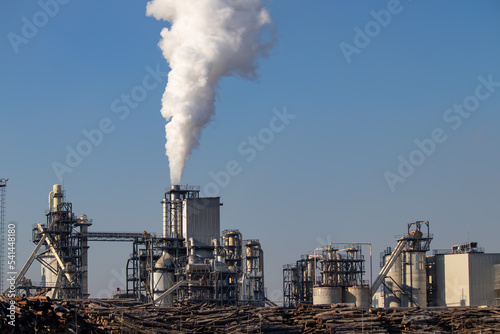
<box><xmin>0</xmin><ymin>291</ymin><xmax>101</xmax><ymax>333</ymax></box>
<box><xmin>1</xmin><ymin>295</ymin><xmax>500</xmax><ymax>333</ymax></box>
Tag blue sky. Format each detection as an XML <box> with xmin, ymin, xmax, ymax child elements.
<box><xmin>1</xmin><ymin>1</ymin><xmax>499</xmax><ymax>302</ymax></box>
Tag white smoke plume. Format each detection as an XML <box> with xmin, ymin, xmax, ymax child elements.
<box><xmin>146</xmin><ymin>0</ymin><xmax>274</xmax><ymax>185</ymax></box>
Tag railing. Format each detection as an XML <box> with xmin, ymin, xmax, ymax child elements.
<box><xmin>80</xmin><ymin>232</ymin><xmax>146</xmax><ymax>242</ymax></box>
<box><xmin>433</xmin><ymin>249</ymin><xmax>452</xmax><ymax>255</ymax></box>
<box><xmin>395</xmin><ymin>233</ymin><xmax>434</xmax><ymax>240</ymax></box>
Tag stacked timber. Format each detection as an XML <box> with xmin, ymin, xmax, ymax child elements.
<box><xmin>1</xmin><ymin>295</ymin><xmax>500</xmax><ymax>333</ymax></box>
<box><xmin>0</xmin><ymin>291</ymin><xmax>100</xmax><ymax>333</ymax></box>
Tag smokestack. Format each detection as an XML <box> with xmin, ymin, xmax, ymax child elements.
<box><xmin>164</xmin><ymin>185</ymin><xmax>183</xmax><ymax>238</ymax></box>
<box><xmin>49</xmin><ymin>184</ymin><xmax>63</xmax><ymax>212</ymax></box>
<box><xmin>146</xmin><ymin>0</ymin><xmax>274</xmax><ymax>184</ymax></box>
<box><xmin>169</xmin><ymin>184</ymin><xmax>180</xmax><ymax>201</ymax></box>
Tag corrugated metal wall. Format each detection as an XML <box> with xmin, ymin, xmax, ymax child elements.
<box><xmin>182</xmin><ymin>197</ymin><xmax>220</xmax><ymax>247</ymax></box>
<box><xmin>468</xmin><ymin>254</ymin><xmax>500</xmax><ymax>306</ymax></box>
<box><xmin>433</xmin><ymin>253</ymin><xmax>500</xmax><ymax>307</ymax></box>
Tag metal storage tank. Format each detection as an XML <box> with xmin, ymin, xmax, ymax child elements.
<box><xmin>222</xmin><ymin>230</ymin><xmax>243</xmax><ymax>272</ymax></box>
<box><xmin>245</xmin><ymin>242</ymin><xmax>253</xmax><ymax>275</ymax></box>
<box><xmin>153</xmin><ymin>253</ymin><xmax>174</xmax><ymax>306</ymax></box>
<box><xmin>406</xmin><ymin>252</ymin><xmax>427</xmax><ymax>307</ymax></box>
<box><xmin>307</xmin><ymin>255</ymin><xmax>315</xmax><ymax>282</ymax></box>
<box><xmin>312</xmin><ymin>286</ymin><xmax>342</xmax><ymax>305</ymax></box>
<box><xmin>49</xmin><ymin>184</ymin><xmax>62</xmax><ymax>211</ymax></box>
<box><xmin>346</xmin><ymin>286</ymin><xmax>370</xmax><ymax>310</ymax></box>
<box><xmin>384</xmin><ymin>253</ymin><xmax>402</xmax><ymax>307</ymax></box>
<box><xmin>40</xmin><ymin>252</ymin><xmax>57</xmax><ymax>288</ymax></box>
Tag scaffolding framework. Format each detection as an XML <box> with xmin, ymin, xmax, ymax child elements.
<box><xmin>283</xmin><ymin>264</ymin><xmax>297</xmax><ymax>308</ymax></box>
<box><xmin>319</xmin><ymin>245</ymin><xmax>366</xmax><ymax>287</ymax></box>
<box><xmin>122</xmin><ymin>234</ymin><xmax>255</xmax><ymax>306</ymax></box>
<box><xmin>283</xmin><ymin>244</ymin><xmax>370</xmax><ymax>308</ymax></box>
<box><xmin>241</xmin><ymin>239</ymin><xmax>265</xmax><ymax>303</ymax></box>
<box><xmin>14</xmin><ymin>201</ymin><xmax>92</xmax><ymax>298</ymax></box>
<box><xmin>378</xmin><ymin>221</ymin><xmax>433</xmax><ymax>308</ymax></box>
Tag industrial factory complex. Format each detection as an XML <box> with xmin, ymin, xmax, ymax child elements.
<box><xmin>1</xmin><ymin>183</ymin><xmax>500</xmax><ymax>310</ymax></box>
<box><xmin>284</xmin><ymin>221</ymin><xmax>500</xmax><ymax>309</ymax></box>
<box><xmin>7</xmin><ymin>184</ymin><xmax>267</xmax><ymax>306</ymax></box>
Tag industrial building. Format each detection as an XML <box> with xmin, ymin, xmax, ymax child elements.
<box><xmin>283</xmin><ymin>243</ymin><xmax>372</xmax><ymax>309</ymax></box>
<box><xmin>375</xmin><ymin>228</ymin><xmax>500</xmax><ymax>308</ymax></box>
<box><xmin>427</xmin><ymin>242</ymin><xmax>500</xmax><ymax>307</ymax></box>
<box><xmin>377</xmin><ymin>221</ymin><xmax>432</xmax><ymax>308</ymax></box>
<box><xmin>283</xmin><ymin>221</ymin><xmax>500</xmax><ymax>308</ymax></box>
<box><xmin>372</xmin><ymin>223</ymin><xmax>500</xmax><ymax>308</ymax></box>
<box><xmin>11</xmin><ymin>184</ymin><xmax>268</xmax><ymax>306</ymax></box>
<box><xmin>14</xmin><ymin>184</ymin><xmax>91</xmax><ymax>299</ymax></box>
<box><xmin>283</xmin><ymin>221</ymin><xmax>434</xmax><ymax>309</ymax></box>
<box><xmin>8</xmin><ymin>185</ymin><xmax>500</xmax><ymax>309</ymax></box>
<box><xmin>284</xmin><ymin>221</ymin><xmax>500</xmax><ymax>309</ymax></box>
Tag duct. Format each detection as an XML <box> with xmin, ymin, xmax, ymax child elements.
<box><xmin>80</xmin><ymin>215</ymin><xmax>89</xmax><ymax>298</ymax></box>
<box><xmin>161</xmin><ymin>199</ymin><xmax>168</xmax><ymax>237</ymax></box>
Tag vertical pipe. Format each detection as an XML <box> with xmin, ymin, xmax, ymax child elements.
<box><xmin>246</xmin><ymin>242</ymin><xmax>252</xmax><ymax>275</ymax></box>
<box><xmin>169</xmin><ymin>185</ymin><xmax>181</xmax><ymax>238</ymax></box>
<box><xmin>236</xmin><ymin>231</ymin><xmax>243</xmax><ymax>272</ymax></box>
<box><xmin>245</xmin><ymin>241</ymin><xmax>253</xmax><ymax>300</ymax></box>
<box><xmin>48</xmin><ymin>191</ymin><xmax>54</xmax><ymax>212</ymax></box>
<box><xmin>410</xmin><ymin>252</ymin><xmax>413</xmax><ymax>307</ymax></box>
<box><xmin>80</xmin><ymin>214</ymin><xmax>89</xmax><ymax>298</ymax></box>
<box><xmin>176</xmin><ymin>199</ymin><xmax>183</xmax><ymax>238</ymax></box>
<box><xmin>259</xmin><ymin>247</ymin><xmax>264</xmax><ymax>300</ymax></box>
<box><xmin>161</xmin><ymin>199</ymin><xmax>168</xmax><ymax>238</ymax></box>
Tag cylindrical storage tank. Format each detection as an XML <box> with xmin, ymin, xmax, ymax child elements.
<box><xmin>345</xmin><ymin>286</ymin><xmax>371</xmax><ymax>310</ymax></box>
<box><xmin>307</xmin><ymin>255</ymin><xmax>315</xmax><ymax>282</ymax></box>
<box><xmin>153</xmin><ymin>253</ymin><xmax>174</xmax><ymax>306</ymax></box>
<box><xmin>384</xmin><ymin>253</ymin><xmax>402</xmax><ymax>307</ymax></box>
<box><xmin>246</xmin><ymin>243</ymin><xmax>253</xmax><ymax>274</ymax></box>
<box><xmin>407</xmin><ymin>252</ymin><xmax>427</xmax><ymax>307</ymax></box>
<box><xmin>335</xmin><ymin>253</ymin><xmax>342</xmax><ymax>285</ymax></box>
<box><xmin>312</xmin><ymin>286</ymin><xmax>342</xmax><ymax>305</ymax></box>
<box><xmin>52</xmin><ymin>184</ymin><xmax>62</xmax><ymax>211</ymax></box>
<box><xmin>40</xmin><ymin>253</ymin><xmax>57</xmax><ymax>287</ymax></box>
